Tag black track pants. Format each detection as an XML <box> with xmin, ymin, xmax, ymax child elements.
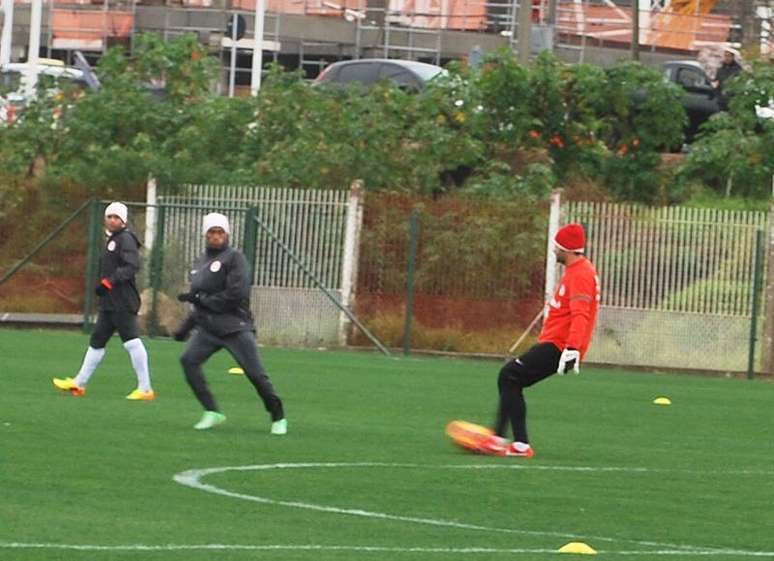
<box><xmin>180</xmin><ymin>329</ymin><xmax>284</xmax><ymax>421</ymax></box>
<box><xmin>494</xmin><ymin>342</ymin><xmax>561</xmax><ymax>443</ymax></box>
<box><xmin>90</xmin><ymin>310</ymin><xmax>140</xmax><ymax>348</ymax></box>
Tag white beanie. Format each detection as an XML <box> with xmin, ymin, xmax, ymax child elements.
<box><xmin>104</xmin><ymin>202</ymin><xmax>128</xmax><ymax>224</ymax></box>
<box><xmin>202</xmin><ymin>212</ymin><xmax>231</xmax><ymax>236</ymax></box>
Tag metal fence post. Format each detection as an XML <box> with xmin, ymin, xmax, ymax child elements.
<box><xmin>339</xmin><ymin>180</ymin><xmax>364</xmax><ymax>347</ymax></box>
<box><xmin>544</xmin><ymin>189</ymin><xmax>562</xmax><ymax>307</ymax></box>
<box><xmin>517</xmin><ymin>0</ymin><xmax>533</xmax><ymax>64</ymax></box>
<box><xmin>242</xmin><ymin>206</ymin><xmax>258</xmax><ymax>284</ymax></box>
<box><xmin>747</xmin><ymin>229</ymin><xmax>765</xmax><ymax>380</ymax></box>
<box><xmin>763</xmin><ymin>204</ymin><xmax>774</xmax><ymax>375</ymax></box>
<box><xmin>402</xmin><ymin>209</ymin><xmax>420</xmax><ymax>356</ymax></box>
<box><xmin>82</xmin><ymin>198</ymin><xmax>101</xmax><ymax>333</ymax></box>
<box><xmin>148</xmin><ymin>204</ymin><xmax>167</xmax><ymax>337</ymax></box>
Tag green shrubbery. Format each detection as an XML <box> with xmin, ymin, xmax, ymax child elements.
<box><xmin>0</xmin><ymin>34</ymin><xmax>770</xmax><ymax>208</ymax></box>
<box><xmin>680</xmin><ymin>61</ymin><xmax>774</xmax><ymax>199</ymax></box>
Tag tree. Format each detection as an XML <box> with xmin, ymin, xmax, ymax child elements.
<box><xmin>681</xmin><ymin>61</ymin><xmax>774</xmax><ymax>198</ymax></box>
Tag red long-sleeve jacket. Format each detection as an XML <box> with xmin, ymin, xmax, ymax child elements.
<box><xmin>539</xmin><ymin>257</ymin><xmax>600</xmax><ymax>359</ymax></box>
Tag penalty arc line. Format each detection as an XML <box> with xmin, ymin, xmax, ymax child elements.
<box><xmin>171</xmin><ymin>462</ymin><xmax>774</xmax><ymax>558</ymax></box>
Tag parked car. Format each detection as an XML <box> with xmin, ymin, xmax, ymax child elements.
<box><xmin>756</xmin><ymin>101</ymin><xmax>774</xmax><ymax>120</ymax></box>
<box><xmin>662</xmin><ymin>60</ymin><xmax>721</xmax><ymax>142</ymax></box>
<box><xmin>313</xmin><ymin>59</ymin><xmax>447</xmax><ymax>91</ymax></box>
<box><xmin>1</xmin><ymin>58</ymin><xmax>87</xmax><ymax>123</ymax></box>
<box><xmin>1</xmin><ymin>59</ymin><xmax>87</xmax><ymax>99</ymax></box>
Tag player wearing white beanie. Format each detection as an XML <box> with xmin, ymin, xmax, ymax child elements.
<box><xmin>104</xmin><ymin>201</ymin><xmax>128</xmax><ymax>224</ymax></box>
<box><xmin>202</xmin><ymin>212</ymin><xmax>230</xmax><ymax>236</ymax></box>
<box><xmin>173</xmin><ymin>211</ymin><xmax>286</xmax><ymax>434</ymax></box>
<box><xmin>53</xmin><ymin>201</ymin><xmax>155</xmax><ymax>401</ymax></box>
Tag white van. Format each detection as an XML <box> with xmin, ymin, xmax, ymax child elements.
<box><xmin>1</xmin><ymin>59</ymin><xmax>87</xmax><ymax>122</ymax></box>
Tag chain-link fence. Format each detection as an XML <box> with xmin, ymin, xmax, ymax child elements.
<box><xmin>567</xmin><ymin>201</ymin><xmax>769</xmax><ymax>373</ymax></box>
<box><xmin>2</xmin><ymin>191</ymin><xmax>771</xmax><ymax>373</ymax></box>
<box><xmin>154</xmin><ymin>185</ymin><xmax>360</xmax><ymax>347</ymax></box>
<box><xmin>354</xmin><ymin>192</ymin><xmax>550</xmax><ymax>353</ymax></box>
<box><xmin>0</xmin><ymin>199</ymin><xmax>95</xmax><ymax>323</ymax></box>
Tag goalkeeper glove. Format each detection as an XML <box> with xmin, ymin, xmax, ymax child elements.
<box><xmin>94</xmin><ymin>278</ymin><xmax>113</xmax><ymax>296</ymax></box>
<box><xmin>557</xmin><ymin>347</ymin><xmax>580</xmax><ymax>375</ymax></box>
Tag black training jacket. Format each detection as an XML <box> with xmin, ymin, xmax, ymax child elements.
<box><xmin>98</xmin><ymin>228</ymin><xmax>142</xmax><ymax>313</ymax></box>
<box><xmin>188</xmin><ymin>244</ymin><xmax>254</xmax><ymax>337</ymax></box>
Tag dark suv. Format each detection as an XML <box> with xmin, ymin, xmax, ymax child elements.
<box><xmin>313</xmin><ymin>59</ymin><xmax>447</xmax><ymax>91</ymax></box>
<box><xmin>663</xmin><ymin>60</ymin><xmax>721</xmax><ymax>141</ymax></box>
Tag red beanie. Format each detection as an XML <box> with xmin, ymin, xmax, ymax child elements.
<box><xmin>554</xmin><ymin>223</ymin><xmax>585</xmax><ymax>253</ymax></box>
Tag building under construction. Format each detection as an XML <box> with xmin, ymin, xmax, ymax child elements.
<box><xmin>1</xmin><ymin>0</ymin><xmax>772</xmax><ymax>92</ymax></box>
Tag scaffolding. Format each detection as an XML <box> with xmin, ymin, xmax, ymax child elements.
<box><xmin>758</xmin><ymin>1</ymin><xmax>773</xmax><ymax>56</ymax></box>
<box><xmin>552</xmin><ymin>0</ymin><xmax>589</xmax><ymax>62</ymax></box>
<box><xmin>353</xmin><ymin>6</ymin><xmax>443</xmax><ymax>63</ymax></box>
<box><xmin>299</xmin><ymin>39</ymin><xmax>354</xmax><ymax>77</ymax></box>
<box><xmin>148</xmin><ymin>5</ymin><xmax>281</xmax><ymax>94</ymax></box>
<box><xmin>4</xmin><ymin>0</ymin><xmax>768</xmax><ymax>93</ymax></box>
<box><xmin>383</xmin><ymin>13</ymin><xmax>442</xmax><ymax>62</ymax></box>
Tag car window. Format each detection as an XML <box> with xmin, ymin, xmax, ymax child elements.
<box><xmin>0</xmin><ymin>71</ymin><xmax>22</xmax><ymax>95</ymax></box>
<box><xmin>336</xmin><ymin>63</ymin><xmax>379</xmax><ymax>85</ymax></box>
<box><xmin>379</xmin><ymin>64</ymin><xmax>420</xmax><ymax>89</ymax></box>
<box><xmin>57</xmin><ymin>75</ymin><xmax>87</xmax><ymax>88</ymax></box>
<box><xmin>403</xmin><ymin>63</ymin><xmax>445</xmax><ymax>82</ymax></box>
<box><xmin>676</xmin><ymin>67</ymin><xmax>709</xmax><ymax>89</ymax></box>
<box><xmin>317</xmin><ymin>64</ymin><xmax>339</xmax><ymax>82</ymax></box>
<box><xmin>0</xmin><ymin>69</ymin><xmax>86</xmax><ymax>93</ymax></box>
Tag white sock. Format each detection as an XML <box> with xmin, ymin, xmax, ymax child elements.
<box><xmin>74</xmin><ymin>346</ymin><xmax>106</xmax><ymax>387</ymax></box>
<box><xmin>123</xmin><ymin>338</ymin><xmax>152</xmax><ymax>392</ymax></box>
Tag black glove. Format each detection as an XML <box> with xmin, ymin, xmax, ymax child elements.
<box><xmin>95</xmin><ymin>278</ymin><xmax>112</xmax><ymax>297</ymax></box>
<box><xmin>172</xmin><ymin>327</ymin><xmax>190</xmax><ymax>342</ymax></box>
<box><xmin>177</xmin><ymin>292</ymin><xmax>199</xmax><ymax>304</ymax></box>
<box><xmin>172</xmin><ymin>314</ymin><xmax>196</xmax><ymax>342</ymax></box>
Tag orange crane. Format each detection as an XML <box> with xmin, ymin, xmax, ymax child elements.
<box><xmin>665</xmin><ymin>0</ymin><xmax>718</xmax><ymax>16</ymax></box>
<box><xmin>648</xmin><ymin>0</ymin><xmax>724</xmax><ymax>51</ymax></box>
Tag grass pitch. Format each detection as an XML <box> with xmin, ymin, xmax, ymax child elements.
<box><xmin>1</xmin><ymin>328</ymin><xmax>773</xmax><ymax>561</ymax></box>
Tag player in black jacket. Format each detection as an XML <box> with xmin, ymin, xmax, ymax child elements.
<box><xmin>53</xmin><ymin>202</ymin><xmax>155</xmax><ymax>400</ymax></box>
<box><xmin>174</xmin><ymin>212</ymin><xmax>286</xmax><ymax>433</ymax></box>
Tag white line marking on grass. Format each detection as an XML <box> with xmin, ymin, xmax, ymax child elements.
<box><xmin>171</xmin><ymin>463</ymin><xmax>774</xmax><ymax>558</ymax></box>
<box><xmin>445</xmin><ymin>464</ymin><xmax>774</xmax><ymax>476</ymax></box>
<box><xmin>0</xmin><ymin>543</ymin><xmax>557</xmax><ymax>554</ymax></box>
<box><xmin>2</xmin><ymin>543</ymin><xmax>774</xmax><ymax>557</ymax></box>
<box><xmin>2</xmin><ymin>542</ymin><xmax>774</xmax><ymax>558</ymax></box>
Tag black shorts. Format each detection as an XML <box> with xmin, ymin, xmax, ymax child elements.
<box><xmin>500</xmin><ymin>342</ymin><xmax>562</xmax><ymax>388</ymax></box>
<box><xmin>89</xmin><ymin>310</ymin><xmax>140</xmax><ymax>348</ymax></box>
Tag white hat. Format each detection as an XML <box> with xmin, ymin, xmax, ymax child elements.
<box><xmin>202</xmin><ymin>212</ymin><xmax>231</xmax><ymax>236</ymax></box>
<box><xmin>104</xmin><ymin>202</ymin><xmax>128</xmax><ymax>224</ymax></box>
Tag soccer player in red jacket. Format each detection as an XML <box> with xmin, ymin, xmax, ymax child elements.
<box><xmin>479</xmin><ymin>223</ymin><xmax>600</xmax><ymax>458</ymax></box>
